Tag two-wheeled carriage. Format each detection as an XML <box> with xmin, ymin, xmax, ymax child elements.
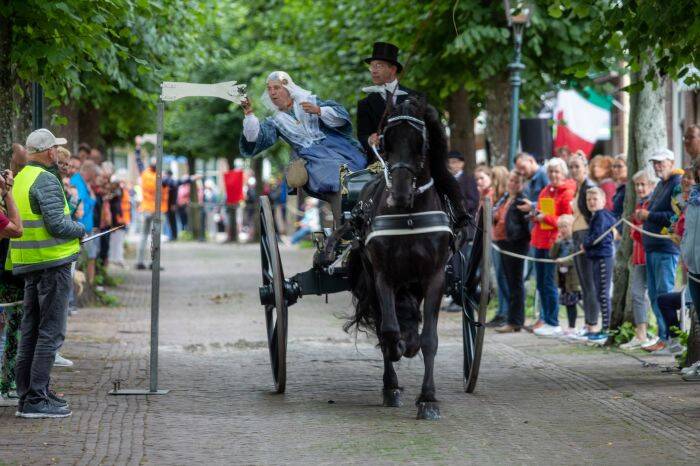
<box><xmin>257</xmin><ymin>167</ymin><xmax>492</xmax><ymax>395</ymax></box>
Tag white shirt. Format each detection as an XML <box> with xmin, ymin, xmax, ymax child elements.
<box><xmin>242</xmin><ymin>107</ymin><xmax>345</xmax><ymax>142</ymax></box>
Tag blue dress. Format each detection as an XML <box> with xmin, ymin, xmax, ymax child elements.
<box><xmin>239</xmin><ymin>99</ymin><xmax>367</xmax><ymax>193</ymax></box>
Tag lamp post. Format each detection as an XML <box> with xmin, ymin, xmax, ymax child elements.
<box><xmin>504</xmin><ymin>1</ymin><xmax>531</xmax><ymax>169</ymax></box>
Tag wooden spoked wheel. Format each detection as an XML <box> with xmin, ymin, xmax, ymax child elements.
<box><xmin>259</xmin><ymin>196</ymin><xmax>288</xmax><ymax>393</ymax></box>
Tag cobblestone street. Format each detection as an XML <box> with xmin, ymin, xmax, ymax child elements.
<box><xmin>1</xmin><ymin>241</ymin><xmax>699</xmax><ymax>465</ymax></box>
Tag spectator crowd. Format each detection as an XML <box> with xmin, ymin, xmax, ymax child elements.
<box><xmin>445</xmin><ymin>125</ymin><xmax>700</xmax><ymax>383</ymax></box>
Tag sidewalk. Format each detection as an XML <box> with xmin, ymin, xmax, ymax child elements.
<box><xmin>0</xmin><ymin>241</ymin><xmax>698</xmax><ymax>465</ymax></box>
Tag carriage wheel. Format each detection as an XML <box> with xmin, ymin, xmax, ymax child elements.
<box><xmin>461</xmin><ymin>198</ymin><xmax>492</xmax><ymax>393</ymax></box>
<box><xmin>259</xmin><ymin>196</ymin><xmax>287</xmax><ymax>393</ymax></box>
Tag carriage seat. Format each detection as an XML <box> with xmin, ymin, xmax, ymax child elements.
<box><xmin>288</xmin><ymin>166</ymin><xmax>380</xmax><ymax>229</ymax></box>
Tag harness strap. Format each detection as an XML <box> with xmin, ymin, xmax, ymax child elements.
<box><xmin>365</xmin><ymin>210</ymin><xmax>452</xmax><ymax>245</ymax></box>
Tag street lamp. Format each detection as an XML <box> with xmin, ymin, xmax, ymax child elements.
<box><xmin>504</xmin><ymin>1</ymin><xmax>531</xmax><ymax>169</ymax></box>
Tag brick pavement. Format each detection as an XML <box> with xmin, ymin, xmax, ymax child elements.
<box><xmin>0</xmin><ymin>241</ymin><xmax>699</xmax><ymax>465</ymax></box>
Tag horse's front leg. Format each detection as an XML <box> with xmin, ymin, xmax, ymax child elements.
<box><xmin>375</xmin><ymin>272</ymin><xmax>405</xmax><ymax>362</ymax></box>
<box><xmin>382</xmin><ymin>356</ymin><xmax>402</xmax><ymax>407</ymax></box>
<box><xmin>416</xmin><ymin>271</ymin><xmax>444</xmax><ymax>420</ymax></box>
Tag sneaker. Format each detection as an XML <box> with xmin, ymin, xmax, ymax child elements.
<box><xmin>17</xmin><ymin>398</ymin><xmax>71</xmax><ymax>419</ymax></box>
<box><xmin>54</xmin><ymin>353</ymin><xmax>74</xmax><ymax>367</ymax></box>
<box><xmin>641</xmin><ymin>340</ymin><xmax>666</xmax><ymax>352</ymax></box>
<box><xmin>485</xmin><ymin>315</ymin><xmax>506</xmax><ymax>328</ymax></box>
<box><xmin>495</xmin><ymin>324</ymin><xmax>522</xmax><ymax>333</ymax></box>
<box><xmin>47</xmin><ymin>389</ymin><xmax>68</xmax><ymax>408</ymax></box>
<box><xmin>587</xmin><ymin>332</ymin><xmax>610</xmax><ymax>345</ymax></box>
<box><xmin>533</xmin><ymin>325</ymin><xmax>562</xmax><ymax>337</ymax></box>
<box><xmin>524</xmin><ymin>319</ymin><xmax>545</xmax><ymax>333</ymax></box>
<box><xmin>68</xmin><ymin>307</ymin><xmax>78</xmax><ymax>316</ymax></box>
<box><xmin>136</xmin><ymin>263</ymin><xmax>147</xmax><ymax>270</ymax></box>
<box><xmin>620</xmin><ymin>337</ymin><xmax>648</xmax><ymax>350</ymax></box>
<box><xmin>682</xmin><ymin>365</ymin><xmax>700</xmax><ymax>382</ymax></box>
<box><xmin>568</xmin><ymin>328</ymin><xmax>591</xmax><ymax>341</ymax></box>
<box><xmin>667</xmin><ymin>339</ymin><xmax>684</xmax><ymax>355</ymax></box>
<box><xmin>681</xmin><ymin>360</ymin><xmax>700</xmax><ymax>375</ymax></box>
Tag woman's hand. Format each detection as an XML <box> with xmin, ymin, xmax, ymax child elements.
<box><xmin>241</xmin><ymin>97</ymin><xmax>254</xmax><ymax>115</ymax></box>
<box><xmin>516</xmin><ymin>198</ymin><xmax>533</xmax><ymax>213</ymax></box>
<box><xmin>635</xmin><ymin>209</ymin><xmax>649</xmax><ymax>221</ymax></box>
<box><xmin>300</xmin><ymin>102</ymin><xmax>321</xmax><ymax>115</ymax></box>
<box><xmin>534</xmin><ymin>212</ymin><xmax>545</xmax><ymax>223</ymax></box>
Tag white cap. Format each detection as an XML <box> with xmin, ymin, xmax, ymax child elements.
<box><xmin>25</xmin><ymin>128</ymin><xmax>67</xmax><ymax>154</ymax></box>
<box><xmin>648</xmin><ymin>148</ymin><xmax>674</xmax><ymax>162</ymax></box>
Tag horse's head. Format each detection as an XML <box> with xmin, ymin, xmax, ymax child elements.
<box><xmin>380</xmin><ymin>97</ymin><xmax>430</xmax><ymax>209</ymax></box>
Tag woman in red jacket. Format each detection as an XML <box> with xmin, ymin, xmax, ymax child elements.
<box><xmin>518</xmin><ymin>158</ymin><xmax>576</xmax><ymax>335</ymax></box>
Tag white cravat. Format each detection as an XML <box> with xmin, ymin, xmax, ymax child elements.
<box><xmin>362</xmin><ymin>79</ymin><xmax>408</xmax><ymax>102</ymax></box>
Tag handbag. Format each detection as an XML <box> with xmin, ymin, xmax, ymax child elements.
<box><xmin>286</xmin><ymin>158</ymin><xmax>309</xmax><ymax>188</ymax></box>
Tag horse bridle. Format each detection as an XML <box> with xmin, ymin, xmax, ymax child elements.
<box><xmin>370</xmin><ymin>115</ymin><xmax>432</xmax><ymax>195</ymax></box>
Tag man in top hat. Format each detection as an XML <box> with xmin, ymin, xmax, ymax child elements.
<box><xmin>447</xmin><ymin>150</ymin><xmax>479</xmax><ymax>219</ymax></box>
<box><xmin>357</xmin><ymin>42</ymin><xmax>418</xmax><ymax>155</ymax></box>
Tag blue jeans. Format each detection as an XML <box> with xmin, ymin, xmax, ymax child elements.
<box><xmin>535</xmin><ymin>248</ymin><xmax>559</xmax><ymax>326</ymax></box>
<box><xmin>646</xmin><ymin>251</ymin><xmax>679</xmax><ymax>341</ymax></box>
<box><xmin>492</xmin><ymin>249</ymin><xmax>510</xmax><ymax>318</ymax></box>
<box><xmin>291</xmin><ymin>226</ymin><xmax>312</xmax><ymax>244</ymax></box>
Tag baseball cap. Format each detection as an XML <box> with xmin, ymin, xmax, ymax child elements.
<box><xmin>447</xmin><ymin>150</ymin><xmax>464</xmax><ymax>161</ymax></box>
<box><xmin>25</xmin><ymin>128</ymin><xmax>67</xmax><ymax>154</ymax></box>
<box><xmin>648</xmin><ymin>148</ymin><xmax>674</xmax><ymax>162</ymax></box>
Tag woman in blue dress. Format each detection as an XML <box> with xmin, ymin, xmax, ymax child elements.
<box><xmin>239</xmin><ymin>71</ymin><xmax>367</xmax><ymax>194</ymax></box>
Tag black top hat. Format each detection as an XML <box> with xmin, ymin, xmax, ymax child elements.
<box><xmin>364</xmin><ymin>42</ymin><xmax>403</xmax><ymax>73</ymax></box>
<box><xmin>447</xmin><ymin>150</ymin><xmax>464</xmax><ymax>161</ymax></box>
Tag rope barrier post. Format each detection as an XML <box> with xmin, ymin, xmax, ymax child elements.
<box><xmin>109</xmin><ymin>99</ymin><xmax>169</xmax><ymax>396</ymax></box>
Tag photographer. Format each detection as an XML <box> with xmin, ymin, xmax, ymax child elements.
<box><xmin>0</xmin><ymin>169</ymin><xmax>22</xmax><ymax>239</ymax></box>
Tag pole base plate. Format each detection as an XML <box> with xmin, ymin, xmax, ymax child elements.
<box><xmin>108</xmin><ymin>389</ymin><xmax>170</xmax><ymax>396</ymax></box>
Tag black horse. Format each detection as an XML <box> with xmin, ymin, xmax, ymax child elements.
<box><xmin>345</xmin><ymin>97</ymin><xmax>453</xmax><ymax>420</ymax></box>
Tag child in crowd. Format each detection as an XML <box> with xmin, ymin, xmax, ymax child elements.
<box><xmin>582</xmin><ymin>187</ymin><xmax>617</xmax><ymax>343</ymax></box>
<box><xmin>622</xmin><ymin>170</ymin><xmax>658</xmax><ymax>349</ymax></box>
<box><xmin>551</xmin><ymin>214</ymin><xmax>581</xmax><ymax>337</ymax></box>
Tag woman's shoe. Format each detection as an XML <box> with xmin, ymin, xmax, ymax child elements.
<box><xmin>495</xmin><ymin>324</ymin><xmax>521</xmax><ymax>333</ymax></box>
<box><xmin>680</xmin><ymin>360</ymin><xmax>700</xmax><ymax>375</ymax></box>
<box><xmin>620</xmin><ymin>337</ymin><xmax>648</xmax><ymax>350</ymax></box>
<box><xmin>641</xmin><ymin>340</ymin><xmax>666</xmax><ymax>352</ymax></box>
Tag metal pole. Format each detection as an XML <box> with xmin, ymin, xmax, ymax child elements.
<box><xmin>149</xmin><ymin>100</ymin><xmax>165</xmax><ymax>393</ymax></box>
<box><xmin>108</xmin><ymin>97</ymin><xmax>168</xmax><ymax>396</ymax></box>
<box><xmin>507</xmin><ymin>25</ymin><xmax>525</xmax><ymax>169</ymax></box>
<box><xmin>32</xmin><ymin>83</ymin><xmax>43</xmax><ymax>130</ymax></box>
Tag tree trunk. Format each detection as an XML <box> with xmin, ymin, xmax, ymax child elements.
<box><xmin>78</xmin><ymin>103</ymin><xmax>102</xmax><ymax>150</ymax></box>
<box><xmin>186</xmin><ymin>156</ymin><xmax>204</xmax><ymax>241</ymax></box>
<box><xmin>12</xmin><ymin>79</ymin><xmax>32</xmax><ymax>143</ymax></box>
<box><xmin>55</xmin><ymin>101</ymin><xmax>80</xmax><ymax>154</ymax></box>
<box><xmin>686</xmin><ymin>311</ymin><xmax>700</xmax><ymax>366</ymax></box>
<box><xmin>446</xmin><ymin>87</ymin><xmax>476</xmax><ymax>174</ymax></box>
<box><xmin>484</xmin><ymin>75</ymin><xmax>511</xmax><ymax>167</ymax></box>
<box><xmin>610</xmin><ymin>69</ymin><xmax>668</xmax><ymax>330</ymax></box>
<box><xmin>0</xmin><ymin>13</ymin><xmax>13</xmax><ymax>168</ymax></box>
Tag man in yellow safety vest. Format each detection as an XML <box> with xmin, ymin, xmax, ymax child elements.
<box><xmin>10</xmin><ymin>128</ymin><xmax>85</xmax><ymax>419</ymax></box>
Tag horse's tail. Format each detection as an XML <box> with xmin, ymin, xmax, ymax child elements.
<box><xmin>344</xmin><ymin>246</ymin><xmax>379</xmax><ymax>334</ymax></box>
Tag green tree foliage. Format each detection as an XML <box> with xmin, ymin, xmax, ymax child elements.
<box><xmin>0</xmin><ymin>0</ymin><xmax>207</xmax><ymax>166</ymax></box>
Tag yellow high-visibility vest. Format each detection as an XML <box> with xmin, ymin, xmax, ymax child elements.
<box><xmin>10</xmin><ymin>165</ymin><xmax>80</xmax><ymax>269</ymax></box>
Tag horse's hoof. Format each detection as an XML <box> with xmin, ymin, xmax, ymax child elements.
<box><xmin>416</xmin><ymin>402</ymin><xmax>440</xmax><ymax>420</ymax></box>
<box><xmin>382</xmin><ymin>388</ymin><xmax>402</xmax><ymax>407</ymax></box>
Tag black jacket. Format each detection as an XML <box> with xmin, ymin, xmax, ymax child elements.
<box><xmin>495</xmin><ymin>192</ymin><xmax>531</xmax><ymax>244</ymax></box>
<box><xmin>356</xmin><ymin>85</ymin><xmax>417</xmax><ymax>155</ymax></box>
<box><xmin>456</xmin><ymin>171</ymin><xmax>479</xmax><ymax>217</ymax></box>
